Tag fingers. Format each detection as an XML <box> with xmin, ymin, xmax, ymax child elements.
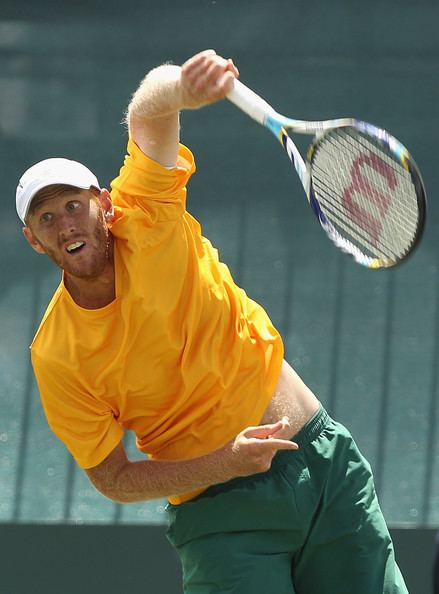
<box><xmin>230</xmin><ymin>417</ymin><xmax>299</xmax><ymax>476</ymax></box>
<box><xmin>216</xmin><ymin>70</ymin><xmax>238</xmax><ymax>96</ymax></box>
<box><xmin>231</xmin><ymin>433</ymin><xmax>298</xmax><ymax>461</ymax></box>
<box><xmin>181</xmin><ymin>49</ymin><xmax>216</xmax><ymax>81</ymax></box>
<box><xmin>255</xmin><ymin>438</ymin><xmax>299</xmax><ymax>450</ymax></box>
<box><xmin>181</xmin><ymin>49</ymin><xmax>239</xmax><ymax>106</ymax></box>
<box><xmin>238</xmin><ymin>417</ymin><xmax>299</xmax><ymax>451</ymax></box>
<box><xmin>191</xmin><ymin>61</ymin><xmax>226</xmax><ymax>94</ymax></box>
<box><xmin>248</xmin><ymin>437</ymin><xmax>299</xmax><ymax>450</ymax></box>
<box><xmin>243</xmin><ymin>417</ymin><xmax>291</xmax><ymax>439</ymax></box>
<box><xmin>183</xmin><ymin>50</ymin><xmax>238</xmax><ymax>78</ymax></box>
<box><xmin>226</xmin><ymin>58</ymin><xmax>239</xmax><ymax>78</ymax></box>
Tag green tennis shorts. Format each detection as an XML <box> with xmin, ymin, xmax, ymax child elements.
<box><xmin>166</xmin><ymin>406</ymin><xmax>408</xmax><ymax>594</ymax></box>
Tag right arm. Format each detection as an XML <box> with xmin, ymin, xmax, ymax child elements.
<box><xmin>85</xmin><ymin>418</ymin><xmax>297</xmax><ymax>503</ymax></box>
<box><xmin>125</xmin><ymin>49</ymin><xmax>239</xmax><ymax>168</ymax></box>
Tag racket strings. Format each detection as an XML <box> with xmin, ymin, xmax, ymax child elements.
<box><xmin>322</xmin><ymin>131</ymin><xmax>418</xmax><ymax>224</ymax></box>
<box><xmin>327</xmin><ymin>131</ymin><xmax>418</xmax><ymax>218</ymax></box>
<box><xmin>311</xmin><ymin>129</ymin><xmax>420</xmax><ymax>259</ymax></box>
<box><xmin>326</xmin><ymin>132</ymin><xmax>420</xmax><ymax>220</ymax></box>
<box><xmin>312</xmin><ymin>160</ymin><xmax>417</xmax><ymax>257</ymax></box>
<box><xmin>312</xmin><ymin>176</ymin><xmax>399</xmax><ymax>259</ymax></box>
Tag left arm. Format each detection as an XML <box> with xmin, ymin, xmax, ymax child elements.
<box><xmin>85</xmin><ymin>418</ymin><xmax>296</xmax><ymax>503</ymax></box>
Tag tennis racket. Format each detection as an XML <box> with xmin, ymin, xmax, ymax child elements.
<box><xmin>227</xmin><ymin>79</ymin><xmax>426</xmax><ymax>269</ymax></box>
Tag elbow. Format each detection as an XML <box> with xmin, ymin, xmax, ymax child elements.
<box><xmin>84</xmin><ymin>443</ymin><xmax>158</xmax><ymax>503</ymax></box>
<box><xmin>85</xmin><ymin>470</ymin><xmax>155</xmax><ymax>504</ymax></box>
<box><xmin>106</xmin><ymin>492</ymin><xmax>139</xmax><ymax>505</ymax></box>
<box><xmin>85</xmin><ymin>471</ymin><xmax>139</xmax><ymax>504</ymax></box>
<box><xmin>108</xmin><ymin>490</ymin><xmax>156</xmax><ymax>504</ymax></box>
<box><xmin>95</xmin><ymin>485</ymin><xmax>131</xmax><ymax>504</ymax></box>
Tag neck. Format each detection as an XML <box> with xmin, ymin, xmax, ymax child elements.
<box><xmin>64</xmin><ymin>243</ymin><xmax>116</xmax><ymax>310</ymax></box>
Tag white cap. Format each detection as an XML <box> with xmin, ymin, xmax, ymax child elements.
<box><xmin>16</xmin><ymin>157</ymin><xmax>101</xmax><ymax>224</ymax></box>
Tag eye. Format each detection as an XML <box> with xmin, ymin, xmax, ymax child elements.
<box><xmin>40</xmin><ymin>212</ymin><xmax>53</xmax><ymax>223</ymax></box>
<box><xmin>66</xmin><ymin>200</ymin><xmax>81</xmax><ymax>212</ymax></box>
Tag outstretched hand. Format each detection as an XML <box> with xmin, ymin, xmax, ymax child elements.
<box><xmin>180</xmin><ymin>49</ymin><xmax>239</xmax><ymax>109</ymax></box>
<box><xmin>230</xmin><ymin>417</ymin><xmax>299</xmax><ymax>477</ymax></box>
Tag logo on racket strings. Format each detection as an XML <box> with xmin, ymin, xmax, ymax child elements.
<box><xmin>342</xmin><ymin>152</ymin><xmax>397</xmax><ymax>244</ymax></box>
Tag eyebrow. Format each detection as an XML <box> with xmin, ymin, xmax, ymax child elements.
<box><xmin>31</xmin><ymin>196</ymin><xmax>55</xmax><ymax>212</ymax></box>
<box><xmin>28</xmin><ymin>187</ymin><xmax>85</xmax><ymax>217</ymax></box>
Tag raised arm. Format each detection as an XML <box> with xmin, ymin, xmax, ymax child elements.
<box><xmin>125</xmin><ymin>49</ymin><xmax>239</xmax><ymax>167</ymax></box>
<box><xmin>85</xmin><ymin>418</ymin><xmax>297</xmax><ymax>503</ymax></box>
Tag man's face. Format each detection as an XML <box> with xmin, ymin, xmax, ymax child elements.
<box><xmin>23</xmin><ymin>185</ymin><xmax>113</xmax><ymax>280</ymax></box>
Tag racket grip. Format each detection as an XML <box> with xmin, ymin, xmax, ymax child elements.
<box><xmin>227</xmin><ymin>79</ymin><xmax>276</xmax><ymax>125</ymax></box>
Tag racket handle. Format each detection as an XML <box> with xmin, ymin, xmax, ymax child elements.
<box><xmin>227</xmin><ymin>79</ymin><xmax>276</xmax><ymax>125</ymax></box>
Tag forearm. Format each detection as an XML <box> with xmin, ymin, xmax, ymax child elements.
<box><xmin>86</xmin><ymin>418</ymin><xmax>297</xmax><ymax>504</ymax></box>
<box><xmin>96</xmin><ymin>442</ymin><xmax>237</xmax><ymax>503</ymax></box>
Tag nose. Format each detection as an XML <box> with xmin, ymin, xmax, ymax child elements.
<box><xmin>57</xmin><ymin>212</ymin><xmax>77</xmax><ymax>239</ymax></box>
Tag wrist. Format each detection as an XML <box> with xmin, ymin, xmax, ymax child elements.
<box><xmin>127</xmin><ymin>64</ymin><xmax>184</xmax><ymax>121</ymax></box>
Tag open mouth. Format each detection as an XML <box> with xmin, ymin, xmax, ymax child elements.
<box><xmin>66</xmin><ymin>241</ymin><xmax>86</xmax><ymax>254</ymax></box>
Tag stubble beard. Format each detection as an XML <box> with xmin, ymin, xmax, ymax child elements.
<box><xmin>48</xmin><ymin>212</ymin><xmax>113</xmax><ymax>280</ymax></box>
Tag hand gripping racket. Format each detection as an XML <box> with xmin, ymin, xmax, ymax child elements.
<box><xmin>227</xmin><ymin>80</ymin><xmax>426</xmax><ymax>269</ymax></box>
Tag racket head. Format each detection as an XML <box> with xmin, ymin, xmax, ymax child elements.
<box><xmin>305</xmin><ymin>122</ymin><xmax>426</xmax><ymax>269</ymax></box>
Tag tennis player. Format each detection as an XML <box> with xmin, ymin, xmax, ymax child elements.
<box><xmin>17</xmin><ymin>49</ymin><xmax>408</xmax><ymax>594</ymax></box>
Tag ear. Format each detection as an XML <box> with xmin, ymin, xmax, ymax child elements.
<box><xmin>23</xmin><ymin>226</ymin><xmax>46</xmax><ymax>254</ymax></box>
<box><xmin>98</xmin><ymin>189</ymin><xmax>114</xmax><ymax>223</ymax></box>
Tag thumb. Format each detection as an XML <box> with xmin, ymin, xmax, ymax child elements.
<box><xmin>243</xmin><ymin>418</ymin><xmax>289</xmax><ymax>440</ymax></box>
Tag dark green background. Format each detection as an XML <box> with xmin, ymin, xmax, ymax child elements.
<box><xmin>0</xmin><ymin>525</ymin><xmax>435</xmax><ymax>594</ymax></box>
<box><xmin>0</xmin><ymin>1</ymin><xmax>438</xmax><ymax>592</ymax></box>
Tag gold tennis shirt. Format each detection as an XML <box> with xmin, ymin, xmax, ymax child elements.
<box><xmin>30</xmin><ymin>139</ymin><xmax>283</xmax><ymax>503</ymax></box>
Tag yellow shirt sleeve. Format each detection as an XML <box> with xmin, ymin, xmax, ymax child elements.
<box><xmin>32</xmin><ymin>348</ymin><xmax>124</xmax><ymax>468</ymax></box>
<box><xmin>110</xmin><ymin>138</ymin><xmax>196</xmax><ymax>221</ymax></box>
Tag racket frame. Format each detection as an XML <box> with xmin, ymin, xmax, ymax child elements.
<box><xmin>227</xmin><ymin>80</ymin><xmax>426</xmax><ymax>269</ymax></box>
